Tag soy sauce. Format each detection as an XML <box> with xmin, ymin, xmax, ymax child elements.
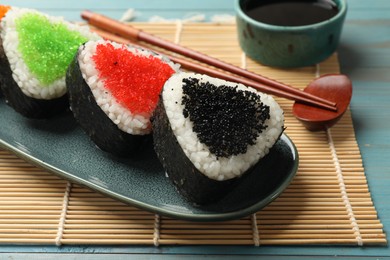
<box><xmin>242</xmin><ymin>0</ymin><xmax>339</xmax><ymax>26</ymax></box>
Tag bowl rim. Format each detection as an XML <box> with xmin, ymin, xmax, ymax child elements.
<box><xmin>235</xmin><ymin>0</ymin><xmax>348</xmax><ymax>32</ymax></box>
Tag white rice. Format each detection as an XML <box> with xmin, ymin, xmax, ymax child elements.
<box><xmin>162</xmin><ymin>72</ymin><xmax>284</xmax><ymax>181</ymax></box>
<box><xmin>0</xmin><ymin>7</ymin><xmax>99</xmax><ymax>100</ymax></box>
<box><xmin>78</xmin><ymin>40</ymin><xmax>180</xmax><ymax>135</ymax></box>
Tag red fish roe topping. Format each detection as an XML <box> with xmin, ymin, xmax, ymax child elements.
<box><xmin>92</xmin><ymin>43</ymin><xmax>175</xmax><ymax>114</ymax></box>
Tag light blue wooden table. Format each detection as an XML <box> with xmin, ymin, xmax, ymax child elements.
<box><xmin>1</xmin><ymin>0</ymin><xmax>389</xmax><ymax>259</ymax></box>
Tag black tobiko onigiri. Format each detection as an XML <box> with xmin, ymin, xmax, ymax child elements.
<box><xmin>152</xmin><ymin>72</ymin><xmax>285</xmax><ymax>205</ymax></box>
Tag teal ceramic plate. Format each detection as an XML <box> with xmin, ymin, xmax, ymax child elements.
<box><xmin>0</xmin><ymin>99</ymin><xmax>298</xmax><ymax>221</ymax></box>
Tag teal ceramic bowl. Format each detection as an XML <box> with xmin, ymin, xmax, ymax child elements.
<box><xmin>235</xmin><ymin>0</ymin><xmax>347</xmax><ymax>68</ymax></box>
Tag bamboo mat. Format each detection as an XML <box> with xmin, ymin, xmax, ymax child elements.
<box><xmin>0</xmin><ymin>23</ymin><xmax>387</xmax><ymax>246</ymax></box>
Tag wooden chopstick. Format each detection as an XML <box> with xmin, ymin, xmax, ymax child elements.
<box><xmin>91</xmin><ymin>28</ymin><xmax>338</xmax><ymax>111</ymax></box>
<box><xmin>81</xmin><ymin>11</ymin><xmax>337</xmax><ymax>111</ymax></box>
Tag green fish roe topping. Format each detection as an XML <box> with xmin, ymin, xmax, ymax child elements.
<box><xmin>15</xmin><ymin>12</ymin><xmax>88</xmax><ymax>85</ymax></box>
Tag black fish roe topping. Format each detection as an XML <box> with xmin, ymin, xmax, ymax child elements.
<box><xmin>181</xmin><ymin>77</ymin><xmax>270</xmax><ymax>158</ymax></box>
